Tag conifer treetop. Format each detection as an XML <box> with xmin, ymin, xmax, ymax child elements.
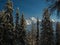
<box><xmin>43</xmin><ymin>9</ymin><xmax>50</xmax><ymax>20</ymax></box>
<box><xmin>21</xmin><ymin>12</ymin><xmax>25</xmax><ymax>19</ymax></box>
<box><xmin>16</xmin><ymin>7</ymin><xmax>20</xmax><ymax>15</ymax></box>
<box><xmin>37</xmin><ymin>18</ymin><xmax>39</xmax><ymax>25</ymax></box>
<box><xmin>20</xmin><ymin>13</ymin><xmax>26</xmax><ymax>27</ymax></box>
<box><xmin>5</xmin><ymin>0</ymin><xmax>13</xmax><ymax>12</ymax></box>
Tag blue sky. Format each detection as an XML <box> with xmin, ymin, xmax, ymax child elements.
<box><xmin>0</xmin><ymin>0</ymin><xmax>58</xmax><ymax>21</ymax></box>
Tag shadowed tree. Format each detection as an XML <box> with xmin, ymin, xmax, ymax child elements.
<box><xmin>3</xmin><ymin>0</ymin><xmax>14</xmax><ymax>45</ymax></box>
<box><xmin>0</xmin><ymin>11</ymin><xmax>5</xmax><ymax>45</ymax></box>
<box><xmin>0</xmin><ymin>11</ymin><xmax>3</xmax><ymax>45</ymax></box>
<box><xmin>56</xmin><ymin>22</ymin><xmax>60</xmax><ymax>45</ymax></box>
<box><xmin>14</xmin><ymin>8</ymin><xmax>20</xmax><ymax>45</ymax></box>
<box><xmin>40</xmin><ymin>9</ymin><xmax>54</xmax><ymax>45</ymax></box>
<box><xmin>19</xmin><ymin>13</ymin><xmax>26</xmax><ymax>45</ymax></box>
<box><xmin>15</xmin><ymin>8</ymin><xmax>20</xmax><ymax>32</ymax></box>
<box><xmin>31</xmin><ymin>22</ymin><xmax>34</xmax><ymax>45</ymax></box>
<box><xmin>36</xmin><ymin>18</ymin><xmax>39</xmax><ymax>45</ymax></box>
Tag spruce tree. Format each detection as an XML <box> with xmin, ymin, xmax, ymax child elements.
<box><xmin>56</xmin><ymin>22</ymin><xmax>60</xmax><ymax>45</ymax></box>
<box><xmin>3</xmin><ymin>0</ymin><xmax>14</xmax><ymax>45</ymax></box>
<box><xmin>19</xmin><ymin>13</ymin><xmax>26</xmax><ymax>45</ymax></box>
<box><xmin>14</xmin><ymin>8</ymin><xmax>20</xmax><ymax>45</ymax></box>
<box><xmin>36</xmin><ymin>18</ymin><xmax>39</xmax><ymax>45</ymax></box>
<box><xmin>15</xmin><ymin>8</ymin><xmax>20</xmax><ymax>32</ymax></box>
<box><xmin>31</xmin><ymin>22</ymin><xmax>34</xmax><ymax>45</ymax></box>
<box><xmin>40</xmin><ymin>9</ymin><xmax>54</xmax><ymax>45</ymax></box>
<box><xmin>0</xmin><ymin>11</ymin><xmax>5</xmax><ymax>45</ymax></box>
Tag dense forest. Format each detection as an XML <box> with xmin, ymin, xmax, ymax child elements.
<box><xmin>0</xmin><ymin>0</ymin><xmax>60</xmax><ymax>45</ymax></box>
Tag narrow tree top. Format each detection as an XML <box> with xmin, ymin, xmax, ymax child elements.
<box><xmin>16</xmin><ymin>8</ymin><xmax>20</xmax><ymax>15</ymax></box>
<box><xmin>43</xmin><ymin>9</ymin><xmax>50</xmax><ymax>19</ymax></box>
<box><xmin>37</xmin><ymin>18</ymin><xmax>39</xmax><ymax>25</ymax></box>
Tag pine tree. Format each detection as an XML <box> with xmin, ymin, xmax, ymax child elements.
<box><xmin>15</xmin><ymin>8</ymin><xmax>20</xmax><ymax>31</ymax></box>
<box><xmin>14</xmin><ymin>8</ymin><xmax>20</xmax><ymax>45</ymax></box>
<box><xmin>56</xmin><ymin>22</ymin><xmax>60</xmax><ymax>45</ymax></box>
<box><xmin>19</xmin><ymin>13</ymin><xmax>26</xmax><ymax>45</ymax></box>
<box><xmin>0</xmin><ymin>11</ymin><xmax>5</xmax><ymax>45</ymax></box>
<box><xmin>3</xmin><ymin>0</ymin><xmax>14</xmax><ymax>45</ymax></box>
<box><xmin>31</xmin><ymin>22</ymin><xmax>34</xmax><ymax>45</ymax></box>
<box><xmin>36</xmin><ymin>18</ymin><xmax>39</xmax><ymax>45</ymax></box>
<box><xmin>5</xmin><ymin>0</ymin><xmax>13</xmax><ymax>25</ymax></box>
<box><xmin>40</xmin><ymin>9</ymin><xmax>54</xmax><ymax>45</ymax></box>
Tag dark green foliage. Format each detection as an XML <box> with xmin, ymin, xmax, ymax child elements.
<box><xmin>14</xmin><ymin>8</ymin><xmax>20</xmax><ymax>45</ymax></box>
<box><xmin>0</xmin><ymin>0</ymin><xmax>27</xmax><ymax>45</ymax></box>
<box><xmin>2</xmin><ymin>0</ymin><xmax>14</xmax><ymax>45</ymax></box>
<box><xmin>40</xmin><ymin>9</ymin><xmax>54</xmax><ymax>45</ymax></box>
<box><xmin>15</xmin><ymin>8</ymin><xmax>20</xmax><ymax>30</ymax></box>
<box><xmin>0</xmin><ymin>11</ymin><xmax>5</xmax><ymax>45</ymax></box>
<box><xmin>19</xmin><ymin>13</ymin><xmax>26</xmax><ymax>45</ymax></box>
<box><xmin>36</xmin><ymin>18</ymin><xmax>39</xmax><ymax>45</ymax></box>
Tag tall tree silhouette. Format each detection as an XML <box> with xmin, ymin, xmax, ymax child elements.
<box><xmin>40</xmin><ymin>9</ymin><xmax>54</xmax><ymax>45</ymax></box>
<box><xmin>56</xmin><ymin>22</ymin><xmax>60</xmax><ymax>45</ymax></box>
<box><xmin>14</xmin><ymin>8</ymin><xmax>20</xmax><ymax>45</ymax></box>
<box><xmin>3</xmin><ymin>0</ymin><xmax>14</xmax><ymax>45</ymax></box>
<box><xmin>31</xmin><ymin>22</ymin><xmax>34</xmax><ymax>45</ymax></box>
<box><xmin>15</xmin><ymin>8</ymin><xmax>20</xmax><ymax>31</ymax></box>
<box><xmin>36</xmin><ymin>18</ymin><xmax>39</xmax><ymax>45</ymax></box>
<box><xmin>0</xmin><ymin>11</ymin><xmax>5</xmax><ymax>45</ymax></box>
<box><xmin>20</xmin><ymin>13</ymin><xmax>26</xmax><ymax>45</ymax></box>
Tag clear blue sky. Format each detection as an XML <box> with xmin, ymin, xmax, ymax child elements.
<box><xmin>0</xmin><ymin>0</ymin><xmax>57</xmax><ymax>21</ymax></box>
